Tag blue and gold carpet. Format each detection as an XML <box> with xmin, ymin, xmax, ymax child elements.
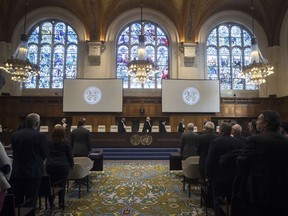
<box><xmin>38</xmin><ymin>160</ymin><xmax>213</xmax><ymax>216</ymax></box>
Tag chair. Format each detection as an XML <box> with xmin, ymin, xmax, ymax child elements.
<box><xmin>216</xmin><ymin>125</ymin><xmax>220</xmax><ymax>133</ymax></box>
<box><xmin>70</xmin><ymin>125</ymin><xmax>77</xmax><ymax>132</ymax></box>
<box><xmin>97</xmin><ymin>125</ymin><xmax>106</xmax><ymax>132</ymax></box>
<box><xmin>125</xmin><ymin>126</ymin><xmax>132</xmax><ymax>132</ymax></box>
<box><xmin>182</xmin><ymin>156</ymin><xmax>200</xmax><ymax>197</ymax></box>
<box><xmin>193</xmin><ymin>126</ymin><xmax>198</xmax><ymax>132</ymax></box>
<box><xmin>165</xmin><ymin>125</ymin><xmax>171</xmax><ymax>132</ymax></box>
<box><xmin>110</xmin><ymin>125</ymin><xmax>118</xmax><ymax>132</ymax></box>
<box><xmin>84</xmin><ymin>125</ymin><xmax>93</xmax><ymax>132</ymax></box>
<box><xmin>0</xmin><ymin>194</ymin><xmax>34</xmax><ymax>216</ymax></box>
<box><xmin>151</xmin><ymin>126</ymin><xmax>159</xmax><ymax>132</ymax></box>
<box><xmin>138</xmin><ymin>123</ymin><xmax>144</xmax><ymax>132</ymax></box>
<box><xmin>39</xmin><ymin>126</ymin><xmax>49</xmax><ymax>132</ymax></box>
<box><xmin>67</xmin><ymin>158</ymin><xmax>91</xmax><ymax>198</ymax></box>
<box><xmin>38</xmin><ymin>175</ymin><xmax>63</xmax><ymax>215</ymax></box>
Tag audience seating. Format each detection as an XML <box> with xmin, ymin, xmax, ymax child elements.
<box><xmin>38</xmin><ymin>175</ymin><xmax>63</xmax><ymax>215</ymax></box>
<box><xmin>182</xmin><ymin>156</ymin><xmax>200</xmax><ymax>197</ymax></box>
<box><xmin>89</xmin><ymin>149</ymin><xmax>104</xmax><ymax>171</ymax></box>
<box><xmin>169</xmin><ymin>152</ymin><xmax>182</xmax><ymax>170</ymax></box>
<box><xmin>39</xmin><ymin>126</ymin><xmax>49</xmax><ymax>132</ymax></box>
<box><xmin>67</xmin><ymin>157</ymin><xmax>92</xmax><ymax>198</ymax></box>
<box><xmin>0</xmin><ymin>193</ymin><xmax>33</xmax><ymax>216</ymax></box>
<box><xmin>151</xmin><ymin>126</ymin><xmax>159</xmax><ymax>132</ymax></box>
<box><xmin>110</xmin><ymin>125</ymin><xmax>118</xmax><ymax>132</ymax></box>
<box><xmin>97</xmin><ymin>125</ymin><xmax>106</xmax><ymax>132</ymax></box>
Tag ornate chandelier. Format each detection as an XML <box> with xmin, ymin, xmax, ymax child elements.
<box><xmin>0</xmin><ymin>0</ymin><xmax>40</xmax><ymax>83</ymax></box>
<box><xmin>241</xmin><ymin>0</ymin><xmax>274</xmax><ymax>85</ymax></box>
<box><xmin>127</xmin><ymin>0</ymin><xmax>156</xmax><ymax>83</ymax></box>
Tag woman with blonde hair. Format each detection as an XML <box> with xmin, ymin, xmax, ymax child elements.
<box><xmin>46</xmin><ymin>124</ymin><xmax>73</xmax><ymax>209</ymax></box>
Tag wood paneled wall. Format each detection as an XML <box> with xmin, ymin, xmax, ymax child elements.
<box><xmin>0</xmin><ymin>96</ymin><xmax>284</xmax><ymax>133</ymax></box>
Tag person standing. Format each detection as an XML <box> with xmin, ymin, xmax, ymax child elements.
<box><xmin>159</xmin><ymin>121</ymin><xmax>167</xmax><ymax>133</ymax></box>
<box><xmin>71</xmin><ymin>117</ymin><xmax>91</xmax><ymax>157</ymax></box>
<box><xmin>178</xmin><ymin>118</ymin><xmax>185</xmax><ymax>133</ymax></box>
<box><xmin>118</xmin><ymin>118</ymin><xmax>126</xmax><ymax>133</ymax></box>
<box><xmin>0</xmin><ymin>141</ymin><xmax>12</xmax><ymax>214</ymax></box>
<box><xmin>10</xmin><ymin>113</ymin><xmax>48</xmax><ymax>216</ymax></box>
<box><xmin>180</xmin><ymin>123</ymin><xmax>199</xmax><ymax>160</ymax></box>
<box><xmin>46</xmin><ymin>124</ymin><xmax>74</xmax><ymax>209</ymax></box>
<box><xmin>234</xmin><ymin>110</ymin><xmax>288</xmax><ymax>216</ymax></box>
<box><xmin>142</xmin><ymin>117</ymin><xmax>152</xmax><ymax>132</ymax></box>
<box><xmin>205</xmin><ymin>122</ymin><xmax>243</xmax><ymax>216</ymax></box>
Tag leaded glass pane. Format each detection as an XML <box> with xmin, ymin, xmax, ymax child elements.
<box><xmin>26</xmin><ymin>20</ymin><xmax>78</xmax><ymax>89</ymax></box>
<box><xmin>206</xmin><ymin>23</ymin><xmax>256</xmax><ymax>90</ymax></box>
<box><xmin>116</xmin><ymin>21</ymin><xmax>169</xmax><ymax>89</ymax></box>
<box><xmin>40</xmin><ymin>22</ymin><xmax>53</xmax><ymax>44</ymax></box>
<box><xmin>29</xmin><ymin>27</ymin><xmax>39</xmax><ymax>44</ymax></box>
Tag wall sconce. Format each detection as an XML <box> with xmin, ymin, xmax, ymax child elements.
<box><xmin>179</xmin><ymin>42</ymin><xmax>197</xmax><ymax>67</ymax></box>
<box><xmin>87</xmin><ymin>41</ymin><xmax>106</xmax><ymax>65</ymax></box>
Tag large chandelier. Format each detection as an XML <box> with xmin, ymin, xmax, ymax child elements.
<box><xmin>0</xmin><ymin>0</ymin><xmax>39</xmax><ymax>83</ymax></box>
<box><xmin>241</xmin><ymin>0</ymin><xmax>274</xmax><ymax>85</ymax></box>
<box><xmin>127</xmin><ymin>0</ymin><xmax>156</xmax><ymax>83</ymax></box>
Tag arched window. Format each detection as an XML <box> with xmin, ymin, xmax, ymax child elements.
<box><xmin>25</xmin><ymin>20</ymin><xmax>78</xmax><ymax>89</ymax></box>
<box><xmin>206</xmin><ymin>23</ymin><xmax>257</xmax><ymax>90</ymax></box>
<box><xmin>116</xmin><ymin>21</ymin><xmax>169</xmax><ymax>89</ymax></box>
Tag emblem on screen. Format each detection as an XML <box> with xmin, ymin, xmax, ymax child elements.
<box><xmin>182</xmin><ymin>87</ymin><xmax>200</xmax><ymax>105</ymax></box>
<box><xmin>83</xmin><ymin>87</ymin><xmax>102</xmax><ymax>105</ymax></box>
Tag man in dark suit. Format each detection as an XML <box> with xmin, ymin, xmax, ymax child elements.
<box><xmin>159</xmin><ymin>121</ymin><xmax>167</xmax><ymax>133</ymax></box>
<box><xmin>118</xmin><ymin>118</ymin><xmax>126</xmax><ymax>133</ymax></box>
<box><xmin>205</xmin><ymin>122</ymin><xmax>242</xmax><ymax>216</ymax></box>
<box><xmin>71</xmin><ymin>117</ymin><xmax>91</xmax><ymax>157</ymax></box>
<box><xmin>198</xmin><ymin>121</ymin><xmax>219</xmax><ymax>179</ymax></box>
<box><xmin>180</xmin><ymin>123</ymin><xmax>199</xmax><ymax>160</ymax></box>
<box><xmin>142</xmin><ymin>117</ymin><xmax>152</xmax><ymax>132</ymax></box>
<box><xmin>234</xmin><ymin>110</ymin><xmax>288</xmax><ymax>216</ymax></box>
<box><xmin>10</xmin><ymin>113</ymin><xmax>48</xmax><ymax>216</ymax></box>
<box><xmin>178</xmin><ymin>118</ymin><xmax>185</xmax><ymax>133</ymax></box>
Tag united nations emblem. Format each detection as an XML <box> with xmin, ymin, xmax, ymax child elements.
<box><xmin>140</xmin><ymin>135</ymin><xmax>152</xmax><ymax>145</ymax></box>
<box><xmin>130</xmin><ymin>134</ymin><xmax>141</xmax><ymax>146</ymax></box>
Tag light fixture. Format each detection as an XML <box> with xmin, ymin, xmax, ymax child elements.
<box><xmin>127</xmin><ymin>0</ymin><xmax>156</xmax><ymax>83</ymax></box>
<box><xmin>241</xmin><ymin>0</ymin><xmax>274</xmax><ymax>85</ymax></box>
<box><xmin>0</xmin><ymin>0</ymin><xmax>39</xmax><ymax>83</ymax></box>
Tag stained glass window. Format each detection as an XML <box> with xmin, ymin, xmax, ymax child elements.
<box><xmin>25</xmin><ymin>20</ymin><xmax>78</xmax><ymax>89</ymax></box>
<box><xmin>206</xmin><ymin>23</ymin><xmax>257</xmax><ymax>90</ymax></box>
<box><xmin>116</xmin><ymin>21</ymin><xmax>169</xmax><ymax>89</ymax></box>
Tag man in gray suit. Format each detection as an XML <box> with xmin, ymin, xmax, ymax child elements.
<box><xmin>180</xmin><ymin>123</ymin><xmax>199</xmax><ymax>160</ymax></box>
<box><xmin>71</xmin><ymin>117</ymin><xmax>91</xmax><ymax>157</ymax></box>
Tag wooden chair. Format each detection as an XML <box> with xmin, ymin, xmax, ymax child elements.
<box><xmin>165</xmin><ymin>125</ymin><xmax>171</xmax><ymax>132</ymax></box>
<box><xmin>0</xmin><ymin>193</ymin><xmax>34</xmax><ymax>216</ymax></box>
<box><xmin>110</xmin><ymin>125</ymin><xmax>118</xmax><ymax>132</ymax></box>
<box><xmin>151</xmin><ymin>126</ymin><xmax>159</xmax><ymax>132</ymax></box>
<box><xmin>38</xmin><ymin>175</ymin><xmax>64</xmax><ymax>215</ymax></box>
<box><xmin>97</xmin><ymin>125</ymin><xmax>106</xmax><ymax>132</ymax></box>
<box><xmin>39</xmin><ymin>126</ymin><xmax>49</xmax><ymax>132</ymax></box>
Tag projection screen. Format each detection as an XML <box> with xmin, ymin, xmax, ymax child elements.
<box><xmin>63</xmin><ymin>79</ymin><xmax>123</xmax><ymax>112</ymax></box>
<box><xmin>162</xmin><ymin>79</ymin><xmax>220</xmax><ymax>113</ymax></box>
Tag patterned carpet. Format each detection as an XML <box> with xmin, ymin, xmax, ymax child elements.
<box><xmin>37</xmin><ymin>160</ymin><xmax>213</xmax><ymax>216</ymax></box>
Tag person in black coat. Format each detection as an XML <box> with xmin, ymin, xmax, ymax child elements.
<box><xmin>70</xmin><ymin>117</ymin><xmax>91</xmax><ymax>157</ymax></box>
<box><xmin>118</xmin><ymin>118</ymin><xmax>126</xmax><ymax>133</ymax></box>
<box><xmin>10</xmin><ymin>113</ymin><xmax>48</xmax><ymax>216</ymax></box>
<box><xmin>234</xmin><ymin>110</ymin><xmax>288</xmax><ymax>216</ymax></box>
<box><xmin>178</xmin><ymin>118</ymin><xmax>185</xmax><ymax>133</ymax></box>
<box><xmin>46</xmin><ymin>124</ymin><xmax>74</xmax><ymax>209</ymax></box>
<box><xmin>180</xmin><ymin>123</ymin><xmax>199</xmax><ymax>160</ymax></box>
<box><xmin>142</xmin><ymin>117</ymin><xmax>152</xmax><ymax>132</ymax></box>
<box><xmin>205</xmin><ymin>122</ymin><xmax>243</xmax><ymax>216</ymax></box>
<box><xmin>159</xmin><ymin>121</ymin><xmax>167</xmax><ymax>133</ymax></box>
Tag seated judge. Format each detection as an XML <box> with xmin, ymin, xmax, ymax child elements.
<box><xmin>118</xmin><ymin>118</ymin><xmax>126</xmax><ymax>133</ymax></box>
<box><xmin>142</xmin><ymin>117</ymin><xmax>152</xmax><ymax>132</ymax></box>
<box><xmin>159</xmin><ymin>121</ymin><xmax>167</xmax><ymax>133</ymax></box>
